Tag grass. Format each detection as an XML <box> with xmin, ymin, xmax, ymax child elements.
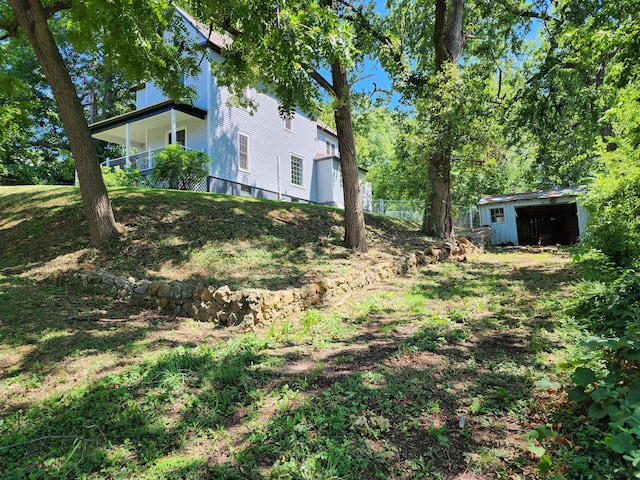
<box><xmin>0</xmin><ymin>185</ymin><xmax>419</xmax><ymax>289</ymax></box>
<box><xmin>0</xmin><ymin>186</ymin><xmax>599</xmax><ymax>478</ymax></box>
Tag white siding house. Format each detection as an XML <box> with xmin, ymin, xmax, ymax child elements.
<box><xmin>478</xmin><ymin>187</ymin><xmax>588</xmax><ymax>246</ymax></box>
<box><xmin>89</xmin><ymin>7</ymin><xmax>370</xmax><ymax>209</ymax></box>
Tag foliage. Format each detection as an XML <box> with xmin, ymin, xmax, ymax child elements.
<box><xmin>568</xmin><ymin>267</ymin><xmax>640</xmax><ymax>478</ymax></box>
<box><xmin>150</xmin><ymin>146</ymin><xmax>209</xmax><ymax>191</ymax></box>
<box><xmin>580</xmin><ymin>84</ymin><xmax>640</xmax><ymax>267</ymax></box>
<box><xmin>0</xmin><ymin>13</ymin><xmax>134</xmax><ymax>182</ymax></box>
<box><xmin>511</xmin><ymin>0</ymin><xmax>640</xmax><ymax>188</ymax></box>
<box><xmin>580</xmin><ymin>151</ymin><xmax>640</xmax><ymax>267</ymax></box>
<box><xmin>101</xmin><ymin>166</ymin><xmax>147</xmax><ymax>188</ymax></box>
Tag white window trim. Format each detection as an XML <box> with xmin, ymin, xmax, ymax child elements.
<box><xmin>290</xmin><ymin>154</ymin><xmax>305</xmax><ymax>188</ymax></box>
<box><xmin>165</xmin><ymin>127</ymin><xmax>187</xmax><ymax>147</ymax></box>
<box><xmin>238</xmin><ymin>132</ymin><xmax>250</xmax><ymax>172</ymax></box>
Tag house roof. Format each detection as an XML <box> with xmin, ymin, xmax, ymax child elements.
<box><xmin>314</xmin><ymin>154</ymin><xmax>368</xmax><ymax>173</ymax></box>
<box><xmin>478</xmin><ymin>186</ymin><xmax>587</xmax><ymax>206</ymax></box>
<box><xmin>89</xmin><ymin>100</ymin><xmax>207</xmax><ymax>135</ymax></box>
<box><xmin>175</xmin><ymin>5</ymin><xmax>231</xmax><ymax>53</ymax></box>
<box><xmin>317</xmin><ymin>120</ymin><xmax>338</xmax><ymax>137</ymax></box>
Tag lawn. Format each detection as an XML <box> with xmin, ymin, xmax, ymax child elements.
<box><xmin>0</xmin><ymin>186</ymin><xmax>592</xmax><ymax>478</ymax></box>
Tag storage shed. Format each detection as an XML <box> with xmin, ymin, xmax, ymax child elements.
<box><xmin>478</xmin><ymin>187</ymin><xmax>588</xmax><ymax>246</ymax></box>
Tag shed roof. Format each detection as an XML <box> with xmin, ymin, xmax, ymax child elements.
<box><xmin>478</xmin><ymin>186</ymin><xmax>586</xmax><ymax>206</ymax></box>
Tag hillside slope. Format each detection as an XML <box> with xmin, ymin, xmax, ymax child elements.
<box><xmin>0</xmin><ymin>186</ymin><xmax>423</xmax><ymax>289</ymax></box>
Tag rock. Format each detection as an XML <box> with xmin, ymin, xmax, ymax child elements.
<box><xmin>148</xmin><ymin>281</ymin><xmax>162</xmax><ymax>296</ymax></box>
<box><xmin>157</xmin><ymin>283</ymin><xmax>172</xmax><ymax>299</ymax></box>
<box><xmin>156</xmin><ymin>298</ymin><xmax>170</xmax><ymax>309</ymax></box>
<box><xmin>213</xmin><ymin>285</ymin><xmax>232</xmax><ymax>305</ymax></box>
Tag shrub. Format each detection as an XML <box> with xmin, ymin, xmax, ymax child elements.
<box><xmin>580</xmin><ymin>148</ymin><xmax>640</xmax><ymax>268</ymax></box>
<box><xmin>151</xmin><ymin>145</ymin><xmax>209</xmax><ymax>191</ymax></box>
<box><xmin>101</xmin><ymin>165</ymin><xmax>147</xmax><ymax>187</ymax></box>
<box><xmin>570</xmin><ymin>266</ymin><xmax>640</xmax><ymax>477</ymax></box>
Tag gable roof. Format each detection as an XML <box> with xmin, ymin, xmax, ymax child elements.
<box><xmin>478</xmin><ymin>186</ymin><xmax>586</xmax><ymax>206</ymax></box>
<box><xmin>175</xmin><ymin>5</ymin><xmax>231</xmax><ymax>53</ymax></box>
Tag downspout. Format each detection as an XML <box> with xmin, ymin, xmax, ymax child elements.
<box><xmin>277</xmin><ymin>154</ymin><xmax>282</xmax><ymax>200</ymax></box>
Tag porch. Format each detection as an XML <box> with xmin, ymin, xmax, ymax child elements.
<box><xmin>89</xmin><ymin>100</ymin><xmax>208</xmax><ymax>167</ymax></box>
<box><xmin>101</xmin><ymin>146</ymin><xmax>202</xmax><ymax>172</ymax></box>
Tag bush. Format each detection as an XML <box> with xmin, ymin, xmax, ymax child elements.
<box><xmin>101</xmin><ymin>165</ymin><xmax>147</xmax><ymax>187</ymax></box>
<box><xmin>151</xmin><ymin>145</ymin><xmax>209</xmax><ymax>191</ymax></box>
<box><xmin>2</xmin><ymin>157</ymin><xmax>75</xmax><ymax>185</ymax></box>
<box><xmin>570</xmin><ymin>265</ymin><xmax>640</xmax><ymax>477</ymax></box>
<box><xmin>580</xmin><ymin>148</ymin><xmax>640</xmax><ymax>268</ymax></box>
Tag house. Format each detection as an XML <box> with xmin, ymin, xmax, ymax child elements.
<box><xmin>89</xmin><ymin>7</ymin><xmax>371</xmax><ymax>211</ymax></box>
<box><xmin>478</xmin><ymin>186</ymin><xmax>588</xmax><ymax>246</ymax></box>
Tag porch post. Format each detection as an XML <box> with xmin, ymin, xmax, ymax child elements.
<box><xmin>125</xmin><ymin>123</ymin><xmax>131</xmax><ymax>167</ymax></box>
<box><xmin>171</xmin><ymin>109</ymin><xmax>177</xmax><ymax>146</ymax></box>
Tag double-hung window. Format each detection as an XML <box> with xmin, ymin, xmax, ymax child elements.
<box><xmin>238</xmin><ymin>133</ymin><xmax>249</xmax><ymax>171</ymax></box>
<box><xmin>291</xmin><ymin>155</ymin><xmax>304</xmax><ymax>187</ymax></box>
<box><xmin>167</xmin><ymin>129</ymin><xmax>186</xmax><ymax>147</ymax></box>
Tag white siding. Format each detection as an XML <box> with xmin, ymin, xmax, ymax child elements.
<box><xmin>313</xmin><ymin>158</ymin><xmax>334</xmax><ymax>205</ymax></box>
<box><xmin>317</xmin><ymin>130</ymin><xmax>339</xmax><ymax>158</ymax></box>
<box><xmin>207</xmin><ymin>60</ymin><xmax>318</xmax><ymax>201</ymax></box>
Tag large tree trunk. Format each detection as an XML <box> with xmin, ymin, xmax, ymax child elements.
<box><xmin>422</xmin><ymin>0</ymin><xmax>465</xmax><ymax>241</ymax></box>
<box><xmin>331</xmin><ymin>59</ymin><xmax>368</xmax><ymax>252</ymax></box>
<box><xmin>9</xmin><ymin>0</ymin><xmax>119</xmax><ymax>247</ymax></box>
<box><xmin>422</xmin><ymin>150</ymin><xmax>454</xmax><ymax>242</ymax></box>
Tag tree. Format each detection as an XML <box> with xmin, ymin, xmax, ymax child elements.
<box><xmin>380</xmin><ymin>0</ymin><xmax>541</xmax><ymax>240</ymax></box>
<box><xmin>184</xmin><ymin>0</ymin><xmax>374</xmax><ymax>251</ymax></box>
<box><xmin>0</xmin><ymin>26</ymin><xmax>133</xmax><ymax>185</ymax></box>
<box><xmin>511</xmin><ymin>0</ymin><xmax>640</xmax><ymax>188</ymax></box>
<box><xmin>0</xmin><ymin>0</ymin><xmax>201</xmax><ymax>246</ymax></box>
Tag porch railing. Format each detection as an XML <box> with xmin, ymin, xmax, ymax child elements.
<box><xmin>101</xmin><ymin>146</ymin><xmax>200</xmax><ymax>172</ymax></box>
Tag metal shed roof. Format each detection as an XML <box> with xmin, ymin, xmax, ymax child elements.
<box><xmin>478</xmin><ymin>186</ymin><xmax>586</xmax><ymax>206</ymax></box>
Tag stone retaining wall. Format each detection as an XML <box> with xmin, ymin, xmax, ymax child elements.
<box><xmin>57</xmin><ymin>247</ymin><xmax>448</xmax><ymax>328</ymax></box>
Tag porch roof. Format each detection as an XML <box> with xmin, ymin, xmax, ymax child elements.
<box><xmin>89</xmin><ymin>100</ymin><xmax>207</xmax><ymax>148</ymax></box>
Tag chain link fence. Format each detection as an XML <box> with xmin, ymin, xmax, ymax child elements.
<box><xmin>371</xmin><ymin>200</ymin><xmax>480</xmax><ymax>228</ymax></box>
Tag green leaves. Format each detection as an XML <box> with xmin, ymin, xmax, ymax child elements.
<box><xmin>151</xmin><ymin>145</ymin><xmax>210</xmax><ymax>191</ymax></box>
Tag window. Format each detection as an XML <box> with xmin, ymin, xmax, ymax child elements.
<box><xmin>167</xmin><ymin>129</ymin><xmax>186</xmax><ymax>147</ymax></box>
<box><xmin>291</xmin><ymin>155</ymin><xmax>303</xmax><ymax>187</ymax></box>
<box><xmin>284</xmin><ymin>116</ymin><xmax>293</xmax><ymax>131</ymax></box>
<box><xmin>325</xmin><ymin>141</ymin><xmax>337</xmax><ymax>156</ymax></box>
<box><xmin>336</xmin><ymin>163</ymin><xmax>343</xmax><ymax>189</ymax></box>
<box><xmin>240</xmin><ymin>184</ymin><xmax>252</xmax><ymax>194</ymax></box>
<box><xmin>490</xmin><ymin>207</ymin><xmax>505</xmax><ymax>223</ymax></box>
<box><xmin>238</xmin><ymin>133</ymin><xmax>249</xmax><ymax>171</ymax></box>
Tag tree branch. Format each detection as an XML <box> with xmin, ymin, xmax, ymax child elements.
<box><xmin>310</xmin><ymin>69</ymin><xmax>336</xmax><ymax>97</ymax></box>
<box><xmin>43</xmin><ymin>1</ymin><xmax>73</xmax><ymax>19</ymax></box>
<box><xmin>1</xmin><ymin>0</ymin><xmax>71</xmax><ymax>39</ymax></box>
<box><xmin>497</xmin><ymin>1</ymin><xmax>556</xmax><ymax>23</ymax></box>
<box><xmin>0</xmin><ymin>18</ymin><xmax>19</xmax><ymax>39</ymax></box>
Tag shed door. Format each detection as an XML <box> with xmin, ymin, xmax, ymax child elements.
<box><xmin>515</xmin><ymin>203</ymin><xmax>579</xmax><ymax>246</ymax></box>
